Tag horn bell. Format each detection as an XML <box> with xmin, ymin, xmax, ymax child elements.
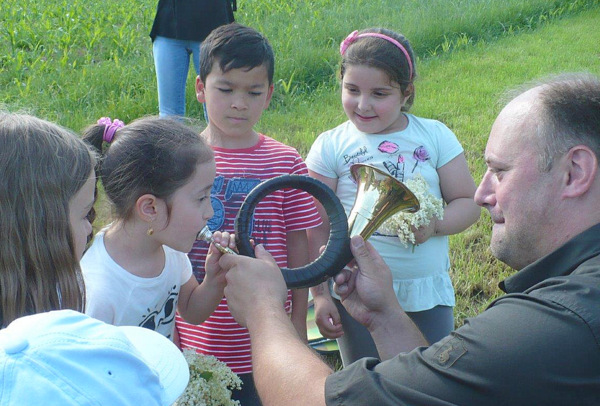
<box><xmin>348</xmin><ymin>163</ymin><xmax>420</xmax><ymax>239</ymax></box>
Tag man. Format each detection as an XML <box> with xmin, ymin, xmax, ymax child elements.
<box><xmin>219</xmin><ymin>73</ymin><xmax>600</xmax><ymax>405</ymax></box>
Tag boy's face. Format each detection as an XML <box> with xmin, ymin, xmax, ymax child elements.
<box><xmin>197</xmin><ymin>62</ymin><xmax>273</xmax><ymax>144</ymax></box>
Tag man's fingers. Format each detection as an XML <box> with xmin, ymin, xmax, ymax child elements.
<box><xmin>349</xmin><ymin>235</ymin><xmax>386</xmax><ymax>275</ymax></box>
<box><xmin>218</xmin><ymin>251</ymin><xmax>239</xmax><ymax>270</ymax></box>
<box><xmin>333</xmin><ymin>267</ymin><xmax>356</xmax><ymax>299</ymax></box>
<box><xmin>219</xmin><ymin>245</ymin><xmax>279</xmax><ymax>280</ymax></box>
<box><xmin>254</xmin><ymin>243</ymin><xmax>276</xmax><ymax>262</ymax></box>
<box><xmin>349</xmin><ymin>235</ymin><xmax>369</xmax><ymax>258</ymax></box>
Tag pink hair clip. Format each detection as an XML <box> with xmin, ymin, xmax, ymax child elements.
<box><xmin>339</xmin><ymin>30</ymin><xmax>413</xmax><ymax>79</ymax></box>
<box><xmin>339</xmin><ymin>30</ymin><xmax>361</xmax><ymax>56</ymax></box>
<box><xmin>97</xmin><ymin>117</ymin><xmax>124</xmax><ymax>143</ymax></box>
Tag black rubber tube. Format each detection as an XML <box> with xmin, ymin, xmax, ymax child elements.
<box><xmin>235</xmin><ymin>175</ymin><xmax>351</xmax><ymax>288</ymax></box>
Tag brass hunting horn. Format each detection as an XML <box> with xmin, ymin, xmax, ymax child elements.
<box><xmin>199</xmin><ymin>163</ymin><xmax>420</xmax><ymax>288</ymax></box>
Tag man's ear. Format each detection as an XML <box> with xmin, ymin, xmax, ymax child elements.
<box><xmin>562</xmin><ymin>145</ymin><xmax>598</xmax><ymax>198</ymax></box>
<box><xmin>196</xmin><ymin>76</ymin><xmax>206</xmax><ymax>103</ymax></box>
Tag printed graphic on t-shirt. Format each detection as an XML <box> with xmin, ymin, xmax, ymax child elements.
<box><xmin>207</xmin><ymin>175</ymin><xmax>262</xmax><ymax>239</ymax></box>
<box><xmin>342</xmin><ymin>141</ymin><xmax>431</xmax><ymax>184</ymax></box>
<box><xmin>139</xmin><ymin>285</ymin><xmax>178</xmax><ymax>338</ymax></box>
<box><xmin>379</xmin><ymin>142</ymin><xmax>431</xmax><ymax>182</ymax></box>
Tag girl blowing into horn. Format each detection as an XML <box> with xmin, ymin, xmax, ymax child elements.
<box><xmin>81</xmin><ymin>117</ymin><xmax>233</xmax><ymax>340</ymax></box>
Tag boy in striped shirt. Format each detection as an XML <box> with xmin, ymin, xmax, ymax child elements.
<box><xmin>174</xmin><ymin>22</ymin><xmax>321</xmax><ymax>405</ymax></box>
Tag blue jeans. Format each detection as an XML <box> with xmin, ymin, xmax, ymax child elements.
<box><xmin>152</xmin><ymin>36</ymin><xmax>201</xmax><ymax>118</ymax></box>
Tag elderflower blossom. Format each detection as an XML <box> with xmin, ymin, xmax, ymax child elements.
<box><xmin>379</xmin><ymin>174</ymin><xmax>444</xmax><ymax>248</ymax></box>
<box><xmin>176</xmin><ymin>349</ymin><xmax>242</xmax><ymax>406</ymax></box>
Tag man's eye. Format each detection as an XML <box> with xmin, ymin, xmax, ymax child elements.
<box><xmin>489</xmin><ymin>168</ymin><xmax>505</xmax><ymax>180</ymax></box>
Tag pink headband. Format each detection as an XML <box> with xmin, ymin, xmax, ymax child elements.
<box><xmin>340</xmin><ymin>30</ymin><xmax>414</xmax><ymax>80</ymax></box>
<box><xmin>97</xmin><ymin>117</ymin><xmax>124</xmax><ymax>143</ymax></box>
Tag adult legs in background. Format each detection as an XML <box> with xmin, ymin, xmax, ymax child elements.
<box><xmin>152</xmin><ymin>36</ymin><xmax>201</xmax><ymax>118</ymax></box>
<box><xmin>334</xmin><ymin>298</ymin><xmax>454</xmax><ymax>366</ymax></box>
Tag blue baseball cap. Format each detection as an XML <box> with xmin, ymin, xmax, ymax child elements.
<box><xmin>0</xmin><ymin>310</ymin><xmax>189</xmax><ymax>405</ymax></box>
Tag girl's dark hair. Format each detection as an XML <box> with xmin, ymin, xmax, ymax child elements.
<box><xmin>0</xmin><ymin>112</ymin><xmax>95</xmax><ymax>327</ymax></box>
<box><xmin>340</xmin><ymin>28</ymin><xmax>417</xmax><ymax>111</ymax></box>
<box><xmin>83</xmin><ymin>117</ymin><xmax>214</xmax><ymax>221</ymax></box>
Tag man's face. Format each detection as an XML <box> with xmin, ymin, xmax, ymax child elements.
<box><xmin>474</xmin><ymin>89</ymin><xmax>562</xmax><ymax>270</ymax></box>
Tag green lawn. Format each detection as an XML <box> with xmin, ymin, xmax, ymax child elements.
<box><xmin>2</xmin><ymin>0</ymin><xmax>600</xmax><ymax>326</ymax></box>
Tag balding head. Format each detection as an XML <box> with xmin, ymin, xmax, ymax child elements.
<box><xmin>510</xmin><ymin>73</ymin><xmax>600</xmax><ymax>172</ymax></box>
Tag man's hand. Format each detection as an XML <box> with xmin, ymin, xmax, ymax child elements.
<box><xmin>221</xmin><ymin>245</ymin><xmax>331</xmax><ymax>406</ymax></box>
<box><xmin>334</xmin><ymin>235</ymin><xmax>399</xmax><ymax>330</ymax></box>
<box><xmin>335</xmin><ymin>235</ymin><xmax>427</xmax><ymax>359</ymax></box>
<box><xmin>220</xmin><ymin>244</ymin><xmax>288</xmax><ymax>327</ymax></box>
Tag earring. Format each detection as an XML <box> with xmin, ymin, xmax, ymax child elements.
<box><xmin>146</xmin><ymin>216</ymin><xmax>154</xmax><ymax>236</ymax></box>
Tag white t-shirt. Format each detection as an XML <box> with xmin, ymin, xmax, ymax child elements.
<box><xmin>82</xmin><ymin>229</ymin><xmax>193</xmax><ymax>339</ymax></box>
<box><xmin>305</xmin><ymin>115</ymin><xmax>463</xmax><ymax>311</ymax></box>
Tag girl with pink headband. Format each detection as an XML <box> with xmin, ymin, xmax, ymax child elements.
<box><xmin>305</xmin><ymin>28</ymin><xmax>480</xmax><ymax>366</ymax></box>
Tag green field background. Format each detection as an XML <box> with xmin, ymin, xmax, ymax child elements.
<box><xmin>2</xmin><ymin>0</ymin><xmax>600</xmax><ymax>325</ymax></box>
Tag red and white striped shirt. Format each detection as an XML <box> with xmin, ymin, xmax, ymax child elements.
<box><xmin>176</xmin><ymin>134</ymin><xmax>321</xmax><ymax>374</ymax></box>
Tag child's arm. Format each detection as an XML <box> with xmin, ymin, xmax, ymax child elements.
<box><xmin>177</xmin><ymin>232</ymin><xmax>234</xmax><ymax>325</ymax></box>
<box><xmin>306</xmin><ymin>170</ymin><xmax>344</xmax><ymax>339</ymax></box>
<box><xmin>414</xmin><ymin>153</ymin><xmax>480</xmax><ymax>244</ymax></box>
<box><xmin>287</xmin><ymin>229</ymin><xmax>310</xmax><ymax>342</ymax></box>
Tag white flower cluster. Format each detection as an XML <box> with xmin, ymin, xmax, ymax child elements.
<box><xmin>176</xmin><ymin>349</ymin><xmax>242</xmax><ymax>406</ymax></box>
<box><xmin>379</xmin><ymin>174</ymin><xmax>444</xmax><ymax>248</ymax></box>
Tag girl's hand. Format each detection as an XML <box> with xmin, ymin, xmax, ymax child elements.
<box><xmin>412</xmin><ymin>218</ymin><xmax>437</xmax><ymax>245</ymax></box>
<box><xmin>204</xmin><ymin>231</ymin><xmax>236</xmax><ymax>287</ymax></box>
<box><xmin>313</xmin><ymin>294</ymin><xmax>344</xmax><ymax>339</ymax></box>
<box><xmin>212</xmin><ymin>230</ymin><xmax>238</xmax><ymax>254</ymax></box>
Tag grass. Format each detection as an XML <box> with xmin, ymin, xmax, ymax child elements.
<box><xmin>2</xmin><ymin>0</ymin><xmax>597</xmax><ymax>129</ymax></box>
<box><xmin>2</xmin><ymin>0</ymin><xmax>600</xmax><ymax>331</ymax></box>
<box><xmin>247</xmin><ymin>0</ymin><xmax>600</xmax><ymax>155</ymax></box>
<box><xmin>416</xmin><ymin>9</ymin><xmax>600</xmax><ymax>320</ymax></box>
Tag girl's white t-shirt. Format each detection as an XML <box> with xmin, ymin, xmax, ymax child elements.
<box><xmin>82</xmin><ymin>229</ymin><xmax>192</xmax><ymax>339</ymax></box>
<box><xmin>305</xmin><ymin>114</ymin><xmax>463</xmax><ymax>311</ymax></box>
